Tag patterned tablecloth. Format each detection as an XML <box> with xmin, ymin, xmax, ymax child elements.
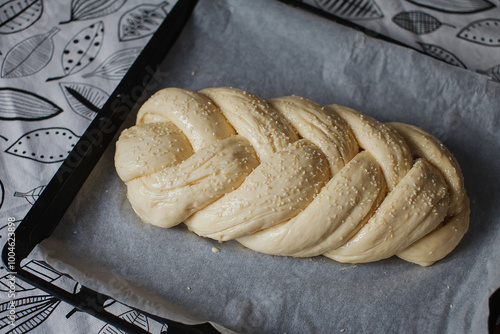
<box><xmin>0</xmin><ymin>0</ymin><xmax>498</xmax><ymax>333</ymax></box>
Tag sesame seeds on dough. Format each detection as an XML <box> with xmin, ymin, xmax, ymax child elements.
<box><xmin>267</xmin><ymin>96</ymin><xmax>358</xmax><ymax>175</ymax></box>
<box><xmin>115</xmin><ymin>122</ymin><xmax>193</xmax><ymax>182</ymax></box>
<box><xmin>127</xmin><ymin>136</ymin><xmax>259</xmax><ymax>228</ymax></box>
<box><xmin>200</xmin><ymin>87</ymin><xmax>298</xmax><ymax>162</ymax></box>
<box><xmin>185</xmin><ymin>139</ymin><xmax>330</xmax><ymax>240</ymax></box>
<box><xmin>136</xmin><ymin>87</ymin><xmax>235</xmax><ymax>151</ymax></box>
<box><xmin>325</xmin><ymin>159</ymin><xmax>449</xmax><ymax>264</ymax></box>
<box><xmin>327</xmin><ymin>105</ymin><xmax>413</xmax><ymax>191</ymax></box>
<box><xmin>388</xmin><ymin>122</ymin><xmax>469</xmax><ymax>266</ymax></box>
<box><xmin>237</xmin><ymin>151</ymin><xmax>386</xmax><ymax>257</ymax></box>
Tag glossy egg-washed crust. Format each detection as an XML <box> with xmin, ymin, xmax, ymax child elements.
<box><xmin>114</xmin><ymin>87</ymin><xmax>469</xmax><ymax>266</ymax></box>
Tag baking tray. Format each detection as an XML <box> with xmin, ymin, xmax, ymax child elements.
<box><xmin>2</xmin><ymin>0</ymin><xmax>499</xmax><ymax>333</ymax></box>
<box><xmin>0</xmin><ymin>0</ymin><xmax>219</xmax><ymax>333</ymax></box>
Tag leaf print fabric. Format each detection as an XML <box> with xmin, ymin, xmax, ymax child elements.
<box><xmin>312</xmin><ymin>0</ymin><xmax>384</xmax><ymax>20</ymax></box>
<box><xmin>0</xmin><ymin>295</ymin><xmax>61</xmax><ymax>333</ymax></box>
<box><xmin>418</xmin><ymin>42</ymin><xmax>467</xmax><ymax>68</ymax></box>
<box><xmin>299</xmin><ymin>0</ymin><xmax>500</xmax><ymax>79</ymax></box>
<box><xmin>62</xmin><ymin>0</ymin><xmax>128</xmax><ymax>24</ymax></box>
<box><xmin>392</xmin><ymin>12</ymin><xmax>451</xmax><ymax>35</ymax></box>
<box><xmin>457</xmin><ymin>19</ymin><xmax>500</xmax><ymax>46</ymax></box>
<box><xmin>47</xmin><ymin>22</ymin><xmax>104</xmax><ymax>81</ymax></box>
<box><xmin>5</xmin><ymin>128</ymin><xmax>79</xmax><ymax>163</ymax></box>
<box><xmin>14</xmin><ymin>185</ymin><xmax>46</xmax><ymax>205</ymax></box>
<box><xmin>0</xmin><ymin>273</ymin><xmax>35</xmax><ymax>292</ymax></box>
<box><xmin>82</xmin><ymin>47</ymin><xmax>142</xmax><ymax>79</ymax></box>
<box><xmin>478</xmin><ymin>64</ymin><xmax>500</xmax><ymax>81</ymax></box>
<box><xmin>406</xmin><ymin>0</ymin><xmax>494</xmax><ymax>14</ymax></box>
<box><xmin>0</xmin><ymin>180</ymin><xmax>3</xmax><ymax>210</ymax></box>
<box><xmin>118</xmin><ymin>3</ymin><xmax>170</xmax><ymax>41</ymax></box>
<box><xmin>63</xmin><ymin>22</ymin><xmax>104</xmax><ymax>73</ymax></box>
<box><xmin>99</xmin><ymin>310</ymin><xmax>150</xmax><ymax>333</ymax></box>
<box><xmin>1</xmin><ymin>27</ymin><xmax>59</xmax><ymax>78</ymax></box>
<box><xmin>60</xmin><ymin>82</ymin><xmax>109</xmax><ymax>119</ymax></box>
<box><xmin>0</xmin><ymin>88</ymin><xmax>62</xmax><ymax>121</ymax></box>
<box><xmin>0</xmin><ymin>0</ymin><xmax>44</xmax><ymax>34</ymax></box>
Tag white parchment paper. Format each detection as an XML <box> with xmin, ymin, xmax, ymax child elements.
<box><xmin>30</xmin><ymin>0</ymin><xmax>500</xmax><ymax>333</ymax></box>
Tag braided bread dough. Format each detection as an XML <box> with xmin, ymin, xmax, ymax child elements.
<box><xmin>114</xmin><ymin>87</ymin><xmax>469</xmax><ymax>266</ymax></box>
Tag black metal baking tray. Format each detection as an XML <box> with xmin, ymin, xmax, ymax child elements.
<box><xmin>1</xmin><ymin>0</ymin><xmax>219</xmax><ymax>333</ymax></box>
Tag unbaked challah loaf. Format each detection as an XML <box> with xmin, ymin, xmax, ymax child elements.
<box><xmin>114</xmin><ymin>87</ymin><xmax>469</xmax><ymax>266</ymax></box>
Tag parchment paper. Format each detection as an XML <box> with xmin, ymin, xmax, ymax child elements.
<box><xmin>29</xmin><ymin>0</ymin><xmax>500</xmax><ymax>333</ymax></box>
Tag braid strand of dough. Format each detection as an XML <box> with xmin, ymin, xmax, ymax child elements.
<box><xmin>114</xmin><ymin>87</ymin><xmax>469</xmax><ymax>266</ymax></box>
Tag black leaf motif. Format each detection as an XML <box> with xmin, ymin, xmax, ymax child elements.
<box><xmin>60</xmin><ymin>82</ymin><xmax>109</xmax><ymax>119</ymax></box>
<box><xmin>0</xmin><ymin>273</ymin><xmax>35</xmax><ymax>292</ymax></box>
<box><xmin>5</xmin><ymin>127</ymin><xmax>80</xmax><ymax>163</ymax></box>
<box><xmin>99</xmin><ymin>310</ymin><xmax>150</xmax><ymax>334</ymax></box>
<box><xmin>0</xmin><ymin>220</ymin><xmax>20</xmax><ymax>233</ymax></box>
<box><xmin>0</xmin><ymin>88</ymin><xmax>62</xmax><ymax>121</ymax></box>
<box><xmin>478</xmin><ymin>64</ymin><xmax>500</xmax><ymax>82</ymax></box>
<box><xmin>14</xmin><ymin>185</ymin><xmax>45</xmax><ymax>205</ymax></box>
<box><xmin>83</xmin><ymin>47</ymin><xmax>142</xmax><ymax>80</ymax></box>
<box><xmin>0</xmin><ymin>180</ymin><xmax>4</xmax><ymax>210</ymax></box>
<box><xmin>61</xmin><ymin>0</ymin><xmax>127</xmax><ymax>24</ymax></box>
<box><xmin>0</xmin><ymin>0</ymin><xmax>43</xmax><ymax>34</ymax></box>
<box><xmin>0</xmin><ymin>295</ymin><xmax>60</xmax><ymax>333</ymax></box>
<box><xmin>118</xmin><ymin>2</ymin><xmax>170</xmax><ymax>41</ymax></box>
<box><xmin>312</xmin><ymin>0</ymin><xmax>383</xmax><ymax>20</ymax></box>
<box><xmin>418</xmin><ymin>42</ymin><xmax>467</xmax><ymax>68</ymax></box>
<box><xmin>393</xmin><ymin>11</ymin><xmax>454</xmax><ymax>35</ymax></box>
<box><xmin>0</xmin><ymin>220</ymin><xmax>18</xmax><ymax>232</ymax></box>
<box><xmin>457</xmin><ymin>19</ymin><xmax>500</xmax><ymax>46</ymax></box>
<box><xmin>0</xmin><ymin>260</ymin><xmax>65</xmax><ymax>293</ymax></box>
<box><xmin>24</xmin><ymin>260</ymin><xmax>81</xmax><ymax>295</ymax></box>
<box><xmin>22</xmin><ymin>260</ymin><xmax>63</xmax><ymax>283</ymax></box>
<box><xmin>1</xmin><ymin>27</ymin><xmax>59</xmax><ymax>78</ymax></box>
<box><xmin>406</xmin><ymin>0</ymin><xmax>495</xmax><ymax>14</ymax></box>
<box><xmin>47</xmin><ymin>21</ymin><xmax>104</xmax><ymax>81</ymax></box>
